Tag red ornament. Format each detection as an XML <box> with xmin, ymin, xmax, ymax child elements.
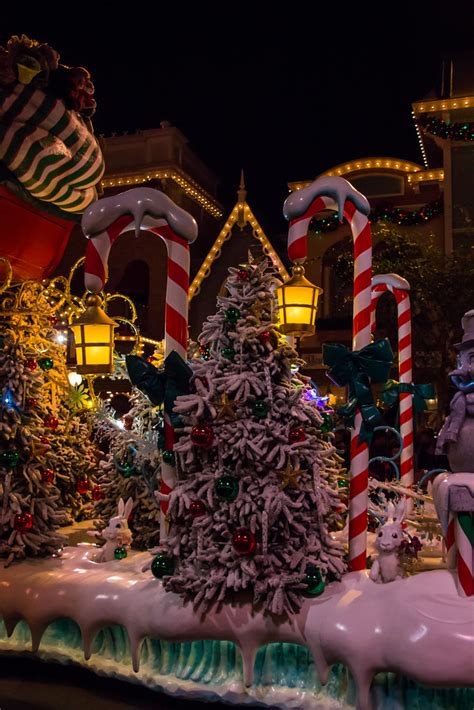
<box><xmin>26</xmin><ymin>397</ymin><xmax>38</xmax><ymax>408</ymax></box>
<box><xmin>44</xmin><ymin>415</ymin><xmax>59</xmax><ymax>430</ymax></box>
<box><xmin>76</xmin><ymin>478</ymin><xmax>90</xmax><ymax>495</ymax></box>
<box><xmin>191</xmin><ymin>424</ymin><xmax>213</xmax><ymax>448</ymax></box>
<box><xmin>189</xmin><ymin>500</ymin><xmax>206</xmax><ymax>518</ymax></box>
<box><xmin>41</xmin><ymin>468</ymin><xmax>55</xmax><ymax>484</ymax></box>
<box><xmin>289</xmin><ymin>427</ymin><xmax>306</xmax><ymax>444</ymax></box>
<box><xmin>48</xmin><ymin>316</ymin><xmax>58</xmax><ymax>326</ymax></box>
<box><xmin>14</xmin><ymin>512</ymin><xmax>33</xmax><ymax>531</ymax></box>
<box><xmin>237</xmin><ymin>269</ymin><xmax>249</xmax><ymax>281</ymax></box>
<box><xmin>259</xmin><ymin>330</ymin><xmax>271</xmax><ymax>344</ymax></box>
<box><xmin>39</xmin><ymin>436</ymin><xmax>50</xmax><ymax>446</ymax></box>
<box><xmin>91</xmin><ymin>484</ymin><xmax>104</xmax><ymax>501</ymax></box>
<box><xmin>232</xmin><ymin>528</ymin><xmax>256</xmax><ymax>556</ymax></box>
<box><xmin>146</xmin><ymin>356</ymin><xmax>155</xmax><ymax>364</ymax></box>
<box><xmin>25</xmin><ymin>358</ymin><xmax>37</xmax><ymax>371</ymax></box>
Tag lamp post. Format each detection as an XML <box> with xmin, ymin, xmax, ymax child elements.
<box><xmin>276</xmin><ymin>264</ymin><xmax>323</xmax><ymax>339</ymax></box>
<box><xmin>70</xmin><ymin>294</ymin><xmax>117</xmax><ymax>375</ymax></box>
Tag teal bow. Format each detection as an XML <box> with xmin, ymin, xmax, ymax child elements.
<box><xmin>322</xmin><ymin>339</ymin><xmax>394</xmax><ymax>443</ymax></box>
<box><xmin>126</xmin><ymin>351</ymin><xmax>192</xmax><ymax>430</ymax></box>
<box><xmin>382</xmin><ymin>380</ymin><xmax>435</xmax><ymax>414</ymax></box>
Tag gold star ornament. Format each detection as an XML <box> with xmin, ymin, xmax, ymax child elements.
<box><xmin>278</xmin><ymin>461</ymin><xmax>301</xmax><ymax>490</ymax></box>
<box><xmin>216</xmin><ymin>391</ymin><xmax>237</xmax><ymax>421</ymax></box>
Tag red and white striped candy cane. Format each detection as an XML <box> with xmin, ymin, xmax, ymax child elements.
<box><xmin>284</xmin><ymin>176</ymin><xmax>372</xmax><ymax>571</ymax></box>
<box><xmin>455</xmin><ymin>511</ymin><xmax>474</xmax><ymax>597</ymax></box>
<box><xmin>371</xmin><ymin>274</ymin><xmax>414</xmax><ymax>487</ymax></box>
<box><xmin>432</xmin><ymin>472</ymin><xmax>474</xmax><ymax>597</ymax></box>
<box><xmin>82</xmin><ymin>188</ymin><xmax>197</xmax><ymax>542</ymax></box>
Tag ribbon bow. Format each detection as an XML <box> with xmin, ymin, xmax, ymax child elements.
<box><xmin>126</xmin><ymin>351</ymin><xmax>192</xmax><ymax>431</ymax></box>
<box><xmin>322</xmin><ymin>339</ymin><xmax>394</xmax><ymax>443</ymax></box>
<box><xmin>381</xmin><ymin>380</ymin><xmax>435</xmax><ymax>413</ymax></box>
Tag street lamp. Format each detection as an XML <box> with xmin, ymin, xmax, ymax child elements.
<box><xmin>70</xmin><ymin>294</ymin><xmax>117</xmax><ymax>375</ymax></box>
<box><xmin>276</xmin><ymin>264</ymin><xmax>323</xmax><ymax>338</ymax></box>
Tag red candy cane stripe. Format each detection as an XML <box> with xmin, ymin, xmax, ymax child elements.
<box><xmin>82</xmin><ymin>189</ymin><xmax>197</xmax><ymax>543</ymax></box>
<box><xmin>285</xmin><ymin>181</ymin><xmax>372</xmax><ymax>571</ymax></box>
<box><xmin>371</xmin><ymin>278</ymin><xmax>414</xmax><ymax>487</ymax></box>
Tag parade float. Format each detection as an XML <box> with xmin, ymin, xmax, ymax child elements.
<box><xmin>0</xmin><ymin>34</ymin><xmax>472</xmax><ymax>710</ymax></box>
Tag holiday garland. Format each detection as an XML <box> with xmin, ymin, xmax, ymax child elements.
<box><xmin>417</xmin><ymin>115</ymin><xmax>474</xmax><ymax>142</ymax></box>
<box><xmin>310</xmin><ymin>198</ymin><xmax>443</xmax><ymax>234</ymax></box>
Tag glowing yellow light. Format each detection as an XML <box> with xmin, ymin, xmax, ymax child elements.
<box><xmin>70</xmin><ymin>295</ymin><xmax>116</xmax><ymax>375</ymax></box>
<box><xmin>276</xmin><ymin>264</ymin><xmax>322</xmax><ymax>338</ymax></box>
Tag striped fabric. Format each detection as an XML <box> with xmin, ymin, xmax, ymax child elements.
<box><xmin>0</xmin><ymin>83</ymin><xmax>104</xmax><ymax>214</ymax></box>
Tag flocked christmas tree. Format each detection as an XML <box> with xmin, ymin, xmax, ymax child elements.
<box><xmin>93</xmin><ymin>388</ymin><xmax>162</xmax><ymax>550</ymax></box>
<box><xmin>0</xmin><ymin>292</ymin><xmax>101</xmax><ymax>563</ymax></box>
<box><xmin>157</xmin><ymin>258</ymin><xmax>346</xmax><ymax>616</ymax></box>
<box><xmin>0</xmin><ymin>332</ymin><xmax>67</xmax><ymax>564</ymax></box>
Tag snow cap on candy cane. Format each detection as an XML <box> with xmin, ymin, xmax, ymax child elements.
<box><xmin>372</xmin><ymin>273</ymin><xmax>410</xmax><ymax>291</ymax></box>
<box><xmin>82</xmin><ymin>187</ymin><xmax>198</xmax><ymax>293</ymax></box>
<box><xmin>284</xmin><ymin>176</ymin><xmax>370</xmax><ymax>263</ymax></box>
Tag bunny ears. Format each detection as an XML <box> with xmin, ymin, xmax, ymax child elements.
<box><xmin>118</xmin><ymin>497</ymin><xmax>133</xmax><ymax>519</ymax></box>
<box><xmin>386</xmin><ymin>498</ymin><xmax>407</xmax><ymax>524</ymax></box>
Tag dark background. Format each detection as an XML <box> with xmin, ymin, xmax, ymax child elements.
<box><xmin>3</xmin><ymin>3</ymin><xmax>474</xmax><ymax>231</ymax></box>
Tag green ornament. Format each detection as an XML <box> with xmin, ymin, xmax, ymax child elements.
<box><xmin>114</xmin><ymin>545</ymin><xmax>128</xmax><ymax>560</ymax></box>
<box><xmin>337</xmin><ymin>478</ymin><xmax>348</xmax><ymax>488</ymax></box>
<box><xmin>214</xmin><ymin>475</ymin><xmax>239</xmax><ymax>501</ymax></box>
<box><xmin>38</xmin><ymin>357</ymin><xmax>54</xmax><ymax>371</ymax></box>
<box><xmin>151</xmin><ymin>553</ymin><xmax>175</xmax><ymax>579</ymax></box>
<box><xmin>162</xmin><ymin>450</ymin><xmax>176</xmax><ymax>465</ymax></box>
<box><xmin>0</xmin><ymin>451</ymin><xmax>20</xmax><ymax>468</ymax></box>
<box><xmin>303</xmin><ymin>565</ymin><xmax>325</xmax><ymax>597</ymax></box>
<box><xmin>252</xmin><ymin>400</ymin><xmax>269</xmax><ymax>418</ymax></box>
<box><xmin>115</xmin><ymin>459</ymin><xmax>136</xmax><ymax>478</ymax></box>
<box><xmin>222</xmin><ymin>346</ymin><xmax>236</xmax><ymax>360</ymax></box>
<box><xmin>224</xmin><ymin>307</ymin><xmax>240</xmax><ymax>324</ymax></box>
<box><xmin>38</xmin><ymin>357</ymin><xmax>54</xmax><ymax>370</ymax></box>
<box><xmin>320</xmin><ymin>412</ymin><xmax>333</xmax><ymax>433</ymax></box>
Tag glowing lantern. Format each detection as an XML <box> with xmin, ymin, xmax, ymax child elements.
<box><xmin>70</xmin><ymin>294</ymin><xmax>116</xmax><ymax>375</ymax></box>
<box><xmin>276</xmin><ymin>264</ymin><xmax>322</xmax><ymax>338</ymax></box>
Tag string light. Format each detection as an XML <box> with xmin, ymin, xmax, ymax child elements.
<box><xmin>189</xmin><ymin>201</ymin><xmax>289</xmax><ymax>300</ymax></box>
<box><xmin>101</xmin><ymin>168</ymin><xmax>223</xmax><ymax>218</ymax></box>
<box><xmin>288</xmin><ymin>157</ymin><xmax>423</xmax><ymax>191</ymax></box>
<box><xmin>310</xmin><ymin>198</ymin><xmax>443</xmax><ymax>233</ymax></box>
<box><xmin>412</xmin><ymin>95</ymin><xmax>474</xmax><ymax>113</ymax></box>
<box><xmin>416</xmin><ymin>115</ymin><xmax>474</xmax><ymax>142</ymax></box>
<box><xmin>411</xmin><ymin>110</ymin><xmax>429</xmax><ymax>169</ymax></box>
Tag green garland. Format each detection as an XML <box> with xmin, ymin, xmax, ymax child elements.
<box><xmin>418</xmin><ymin>115</ymin><xmax>474</xmax><ymax>141</ymax></box>
<box><xmin>311</xmin><ymin>198</ymin><xmax>442</xmax><ymax>234</ymax></box>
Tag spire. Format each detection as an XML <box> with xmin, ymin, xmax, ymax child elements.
<box><xmin>237</xmin><ymin>169</ymin><xmax>247</xmax><ymax>229</ymax></box>
<box><xmin>237</xmin><ymin>168</ymin><xmax>247</xmax><ymax>204</ymax></box>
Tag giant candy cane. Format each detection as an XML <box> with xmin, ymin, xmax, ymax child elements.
<box><xmin>284</xmin><ymin>176</ymin><xmax>372</xmax><ymax>571</ymax></box>
<box><xmin>371</xmin><ymin>274</ymin><xmax>414</xmax><ymax>487</ymax></box>
<box><xmin>82</xmin><ymin>188</ymin><xmax>198</xmax><ymax>541</ymax></box>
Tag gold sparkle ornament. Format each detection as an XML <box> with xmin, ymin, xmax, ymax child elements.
<box><xmin>216</xmin><ymin>391</ymin><xmax>237</xmax><ymax>421</ymax></box>
<box><xmin>249</xmin><ymin>298</ymin><xmax>266</xmax><ymax>320</ymax></box>
<box><xmin>278</xmin><ymin>461</ymin><xmax>301</xmax><ymax>490</ymax></box>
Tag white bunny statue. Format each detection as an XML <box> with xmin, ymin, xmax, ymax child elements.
<box><xmin>369</xmin><ymin>498</ymin><xmax>407</xmax><ymax>584</ymax></box>
<box><xmin>91</xmin><ymin>497</ymin><xmax>134</xmax><ymax>563</ymax></box>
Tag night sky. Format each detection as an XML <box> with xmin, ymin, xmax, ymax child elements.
<box><xmin>3</xmin><ymin>3</ymin><xmax>474</xmax><ymax>233</ymax></box>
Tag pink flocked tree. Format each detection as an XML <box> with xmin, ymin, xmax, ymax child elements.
<box><xmin>157</xmin><ymin>258</ymin><xmax>346</xmax><ymax>616</ymax></box>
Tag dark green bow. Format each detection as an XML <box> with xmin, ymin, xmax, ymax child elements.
<box><xmin>126</xmin><ymin>351</ymin><xmax>192</xmax><ymax>430</ymax></box>
<box><xmin>381</xmin><ymin>380</ymin><xmax>435</xmax><ymax>413</ymax></box>
<box><xmin>322</xmin><ymin>339</ymin><xmax>394</xmax><ymax>443</ymax></box>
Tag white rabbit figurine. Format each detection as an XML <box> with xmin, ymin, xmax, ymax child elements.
<box><xmin>369</xmin><ymin>498</ymin><xmax>407</xmax><ymax>584</ymax></box>
<box><xmin>91</xmin><ymin>497</ymin><xmax>134</xmax><ymax>563</ymax></box>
